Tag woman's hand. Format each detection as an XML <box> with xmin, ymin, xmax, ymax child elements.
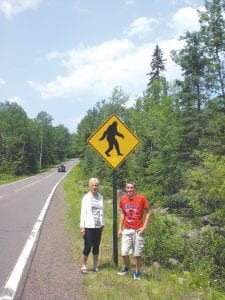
<box><xmin>80</xmin><ymin>228</ymin><xmax>85</xmax><ymax>237</ymax></box>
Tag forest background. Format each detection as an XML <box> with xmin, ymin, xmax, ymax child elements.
<box><xmin>0</xmin><ymin>0</ymin><xmax>224</xmax><ymax>293</ymax></box>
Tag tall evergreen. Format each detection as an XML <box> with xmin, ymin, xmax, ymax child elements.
<box><xmin>171</xmin><ymin>30</ymin><xmax>208</xmax><ymax>161</ymax></box>
<box><xmin>171</xmin><ymin>0</ymin><xmax>225</xmax><ymax>161</ymax></box>
<box><xmin>146</xmin><ymin>45</ymin><xmax>167</xmax><ymax>98</ymax></box>
<box><xmin>198</xmin><ymin>0</ymin><xmax>225</xmax><ymax>100</ymax></box>
<box><xmin>171</xmin><ymin>31</ymin><xmax>208</xmax><ymax>111</ymax></box>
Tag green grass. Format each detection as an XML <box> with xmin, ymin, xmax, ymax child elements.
<box><xmin>64</xmin><ymin>165</ymin><xmax>225</xmax><ymax>300</ymax></box>
<box><xmin>0</xmin><ymin>173</ymin><xmax>28</xmax><ymax>185</ymax></box>
<box><xmin>0</xmin><ymin>163</ymin><xmax>58</xmax><ymax>185</ymax></box>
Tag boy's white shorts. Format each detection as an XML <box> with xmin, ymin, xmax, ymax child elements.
<box><xmin>121</xmin><ymin>228</ymin><xmax>144</xmax><ymax>256</ymax></box>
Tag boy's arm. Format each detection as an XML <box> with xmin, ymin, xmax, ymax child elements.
<box><xmin>139</xmin><ymin>208</ymin><xmax>151</xmax><ymax>234</ymax></box>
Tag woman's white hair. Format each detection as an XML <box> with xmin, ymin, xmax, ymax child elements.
<box><xmin>89</xmin><ymin>177</ymin><xmax>99</xmax><ymax>186</ymax></box>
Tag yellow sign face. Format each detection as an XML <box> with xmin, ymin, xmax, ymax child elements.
<box><xmin>88</xmin><ymin>114</ymin><xmax>140</xmax><ymax>169</ymax></box>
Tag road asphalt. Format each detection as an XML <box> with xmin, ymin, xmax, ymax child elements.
<box><xmin>20</xmin><ymin>183</ymin><xmax>84</xmax><ymax>300</ymax></box>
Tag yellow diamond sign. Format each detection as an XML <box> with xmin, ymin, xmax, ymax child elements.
<box><xmin>88</xmin><ymin>114</ymin><xmax>140</xmax><ymax>169</ymax></box>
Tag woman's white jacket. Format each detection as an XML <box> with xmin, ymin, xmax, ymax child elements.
<box><xmin>80</xmin><ymin>191</ymin><xmax>104</xmax><ymax>228</ymax></box>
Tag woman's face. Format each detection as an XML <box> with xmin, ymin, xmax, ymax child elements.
<box><xmin>89</xmin><ymin>182</ymin><xmax>99</xmax><ymax>195</ymax></box>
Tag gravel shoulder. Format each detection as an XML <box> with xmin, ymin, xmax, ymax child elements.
<box><xmin>21</xmin><ymin>183</ymin><xmax>84</xmax><ymax>300</ymax></box>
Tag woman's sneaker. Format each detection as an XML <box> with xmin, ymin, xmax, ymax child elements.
<box><xmin>90</xmin><ymin>267</ymin><xmax>98</xmax><ymax>272</ymax></box>
<box><xmin>117</xmin><ymin>267</ymin><xmax>129</xmax><ymax>275</ymax></box>
<box><xmin>134</xmin><ymin>271</ymin><xmax>141</xmax><ymax>280</ymax></box>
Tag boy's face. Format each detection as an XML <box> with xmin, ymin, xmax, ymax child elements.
<box><xmin>125</xmin><ymin>183</ymin><xmax>135</xmax><ymax>199</ymax></box>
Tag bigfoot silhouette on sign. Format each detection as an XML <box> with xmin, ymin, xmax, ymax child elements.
<box><xmin>99</xmin><ymin>121</ymin><xmax>124</xmax><ymax>157</ymax></box>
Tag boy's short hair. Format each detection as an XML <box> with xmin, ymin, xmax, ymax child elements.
<box><xmin>125</xmin><ymin>180</ymin><xmax>136</xmax><ymax>188</ymax></box>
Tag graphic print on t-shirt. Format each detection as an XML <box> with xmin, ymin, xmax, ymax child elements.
<box><xmin>124</xmin><ymin>202</ymin><xmax>141</xmax><ymax>223</ymax></box>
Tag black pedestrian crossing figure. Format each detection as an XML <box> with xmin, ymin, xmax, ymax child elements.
<box><xmin>99</xmin><ymin>121</ymin><xmax>124</xmax><ymax>157</ymax></box>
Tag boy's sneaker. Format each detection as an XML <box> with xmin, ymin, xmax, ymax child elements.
<box><xmin>117</xmin><ymin>267</ymin><xmax>129</xmax><ymax>275</ymax></box>
<box><xmin>134</xmin><ymin>271</ymin><xmax>141</xmax><ymax>280</ymax></box>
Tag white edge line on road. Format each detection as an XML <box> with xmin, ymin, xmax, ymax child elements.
<box><xmin>0</xmin><ymin>168</ymin><xmax>71</xmax><ymax>300</ymax></box>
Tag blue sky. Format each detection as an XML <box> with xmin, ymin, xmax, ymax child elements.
<box><xmin>0</xmin><ymin>0</ymin><xmax>205</xmax><ymax>133</ymax></box>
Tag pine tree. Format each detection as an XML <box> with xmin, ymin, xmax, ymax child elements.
<box><xmin>199</xmin><ymin>0</ymin><xmax>225</xmax><ymax>100</ymax></box>
<box><xmin>171</xmin><ymin>31</ymin><xmax>208</xmax><ymax>111</ymax></box>
<box><xmin>146</xmin><ymin>45</ymin><xmax>166</xmax><ymax>93</ymax></box>
<box><xmin>171</xmin><ymin>30</ymin><xmax>208</xmax><ymax>161</ymax></box>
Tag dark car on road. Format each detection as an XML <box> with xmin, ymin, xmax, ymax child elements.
<box><xmin>58</xmin><ymin>164</ymin><xmax>66</xmax><ymax>172</ymax></box>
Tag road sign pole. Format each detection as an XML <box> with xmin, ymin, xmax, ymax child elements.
<box><xmin>112</xmin><ymin>169</ymin><xmax>118</xmax><ymax>267</ymax></box>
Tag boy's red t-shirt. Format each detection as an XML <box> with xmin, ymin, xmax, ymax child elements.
<box><xmin>119</xmin><ymin>194</ymin><xmax>149</xmax><ymax>229</ymax></box>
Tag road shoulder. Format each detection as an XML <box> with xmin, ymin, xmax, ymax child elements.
<box><xmin>21</xmin><ymin>183</ymin><xmax>84</xmax><ymax>300</ymax></box>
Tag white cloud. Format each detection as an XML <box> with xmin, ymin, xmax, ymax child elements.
<box><xmin>169</xmin><ymin>0</ymin><xmax>197</xmax><ymax>5</ymax></box>
<box><xmin>46</xmin><ymin>51</ymin><xmax>63</xmax><ymax>61</ymax></box>
<box><xmin>0</xmin><ymin>0</ymin><xmax>43</xmax><ymax>18</ymax></box>
<box><xmin>28</xmin><ymin>8</ymin><xmax>197</xmax><ymax>103</ymax></box>
<box><xmin>123</xmin><ymin>0</ymin><xmax>136</xmax><ymax>5</ymax></box>
<box><xmin>124</xmin><ymin>17</ymin><xmax>158</xmax><ymax>38</ymax></box>
<box><xmin>28</xmin><ymin>36</ymin><xmax>183</xmax><ymax>101</ymax></box>
<box><xmin>28</xmin><ymin>39</ymin><xmax>149</xmax><ymax>99</ymax></box>
<box><xmin>0</xmin><ymin>78</ymin><xmax>6</xmax><ymax>86</ymax></box>
<box><xmin>62</xmin><ymin>39</ymin><xmax>135</xmax><ymax>69</ymax></box>
<box><xmin>159</xmin><ymin>39</ymin><xmax>184</xmax><ymax>81</ymax></box>
<box><xmin>169</xmin><ymin>6</ymin><xmax>201</xmax><ymax>36</ymax></box>
<box><xmin>7</xmin><ymin>96</ymin><xmax>25</xmax><ymax>105</ymax></box>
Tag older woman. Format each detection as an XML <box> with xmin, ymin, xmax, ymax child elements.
<box><xmin>80</xmin><ymin>178</ymin><xmax>104</xmax><ymax>273</ymax></box>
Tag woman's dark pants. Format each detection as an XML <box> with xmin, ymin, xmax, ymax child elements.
<box><xmin>83</xmin><ymin>228</ymin><xmax>102</xmax><ymax>256</ymax></box>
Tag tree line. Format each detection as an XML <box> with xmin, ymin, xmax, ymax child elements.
<box><xmin>0</xmin><ymin>104</ymin><xmax>74</xmax><ymax>176</ymax></box>
<box><xmin>74</xmin><ymin>0</ymin><xmax>225</xmax><ymax>290</ymax></box>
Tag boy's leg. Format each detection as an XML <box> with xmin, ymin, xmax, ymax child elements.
<box><xmin>134</xmin><ymin>230</ymin><xmax>144</xmax><ymax>272</ymax></box>
<box><xmin>122</xmin><ymin>255</ymin><xmax>131</xmax><ymax>269</ymax></box>
<box><xmin>135</xmin><ymin>256</ymin><xmax>142</xmax><ymax>272</ymax></box>
<box><xmin>119</xmin><ymin>229</ymin><xmax>134</xmax><ymax>272</ymax></box>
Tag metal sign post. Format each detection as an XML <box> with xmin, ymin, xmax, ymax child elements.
<box><xmin>112</xmin><ymin>169</ymin><xmax>118</xmax><ymax>266</ymax></box>
<box><xmin>87</xmin><ymin>114</ymin><xmax>140</xmax><ymax>267</ymax></box>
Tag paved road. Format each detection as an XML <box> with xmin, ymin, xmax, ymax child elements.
<box><xmin>0</xmin><ymin>159</ymin><xmax>78</xmax><ymax>298</ymax></box>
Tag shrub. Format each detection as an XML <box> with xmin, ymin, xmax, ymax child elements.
<box><xmin>181</xmin><ymin>152</ymin><xmax>225</xmax><ymax>224</ymax></box>
<box><xmin>143</xmin><ymin>213</ymin><xmax>185</xmax><ymax>266</ymax></box>
<box><xmin>183</xmin><ymin>226</ymin><xmax>225</xmax><ymax>291</ymax></box>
